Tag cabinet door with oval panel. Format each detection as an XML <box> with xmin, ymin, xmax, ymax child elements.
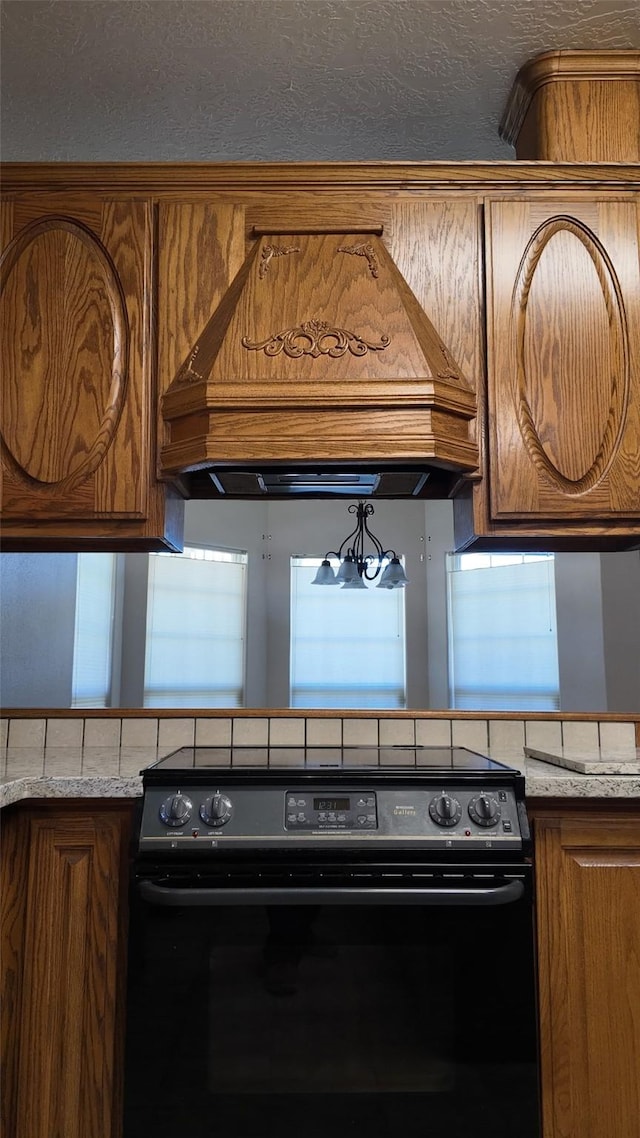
<box><xmin>485</xmin><ymin>198</ymin><xmax>640</xmax><ymax>523</ymax></box>
<box><xmin>0</xmin><ymin>194</ymin><xmax>183</xmax><ymax>549</ymax></box>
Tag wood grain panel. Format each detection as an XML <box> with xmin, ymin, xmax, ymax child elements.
<box><xmin>387</xmin><ymin>198</ymin><xmax>484</xmax><ymax>437</ymax></box>
<box><xmin>0</xmin><ymin>195</ymin><xmax>179</xmax><ymax>543</ymax></box>
<box><xmin>3</xmin><ymin>162</ymin><xmax>639</xmax><ymax>194</ymax></box>
<box><xmin>93</xmin><ymin>199</ymin><xmax>150</xmax><ymax>514</ymax></box>
<box><xmin>535</xmin><ymin>813</ymin><xmax>640</xmax><ymax>1138</ymax></box>
<box><xmin>500</xmin><ymin>51</ymin><xmax>640</xmax><ymax>162</ymax></box>
<box><xmin>486</xmin><ymin>198</ymin><xmax>640</xmax><ymax>522</ymax></box>
<box><xmin>1</xmin><ymin>219</ymin><xmax>127</xmax><ymax>484</ymax></box>
<box><xmin>520</xmin><ymin>81</ymin><xmax>640</xmax><ymax>162</ymax></box>
<box><xmin>15</xmin><ymin>811</ymin><xmax>126</xmax><ymax>1138</ymax></box>
<box><xmin>516</xmin><ymin>220</ymin><xmax>626</xmax><ymax>490</ymax></box>
<box><xmin>209</xmin><ymin>231</ymin><xmax>458</xmax><ymax>382</ymax></box>
<box><xmin>0</xmin><ymin>807</ymin><xmax>30</xmax><ymax>1138</ymax></box>
<box><xmin>246</xmin><ymin>194</ymin><xmax>392</xmax><ymax>243</ymax></box>
<box><xmin>158</xmin><ymin>201</ymin><xmax>246</xmax><ymax>389</ymax></box>
<box><xmin>12</xmin><ymin>195</ymin><xmax>105</xmax><ymax>235</ymax></box>
<box><xmin>163</xmin><ymin>406</ymin><xmax>477</xmax><ymax>471</ymax></box>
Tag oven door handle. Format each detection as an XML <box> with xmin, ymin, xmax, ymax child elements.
<box><xmin>138</xmin><ymin>879</ymin><xmax>525</xmax><ymax>907</ymax></box>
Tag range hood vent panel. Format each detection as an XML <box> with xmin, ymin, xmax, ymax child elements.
<box><xmin>207</xmin><ymin>468</ymin><xmax>433</xmax><ymax>498</ymax></box>
<box><xmin>161</xmin><ymin>229</ymin><xmax>479</xmax><ymax>491</ymax></box>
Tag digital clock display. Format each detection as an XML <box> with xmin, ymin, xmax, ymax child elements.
<box><xmin>314</xmin><ymin>797</ymin><xmax>350</xmax><ymax>812</ymax></box>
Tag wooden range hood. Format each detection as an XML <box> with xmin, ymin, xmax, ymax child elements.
<box><xmin>161</xmin><ymin>228</ymin><xmax>478</xmax><ymax>498</ymax></box>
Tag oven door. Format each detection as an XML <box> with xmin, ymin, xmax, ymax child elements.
<box><xmin>124</xmin><ymin>860</ymin><xmax>540</xmax><ymax>1138</ymax></box>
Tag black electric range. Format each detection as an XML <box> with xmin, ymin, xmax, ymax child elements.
<box><xmin>137</xmin><ymin>745</ymin><xmax>530</xmax><ymax>858</ymax></box>
<box><xmin>126</xmin><ymin>745</ymin><xmax>539</xmax><ymax>1138</ymax></box>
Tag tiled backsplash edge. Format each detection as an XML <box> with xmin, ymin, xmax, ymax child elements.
<box><xmin>2</xmin><ymin>712</ymin><xmax>639</xmax><ymax>751</ymax></box>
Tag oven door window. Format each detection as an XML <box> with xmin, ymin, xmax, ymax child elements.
<box><xmin>124</xmin><ymin>899</ymin><xmax>539</xmax><ymax>1138</ymax></box>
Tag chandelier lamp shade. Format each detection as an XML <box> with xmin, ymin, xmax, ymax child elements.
<box><xmin>311</xmin><ymin>502</ymin><xmax>409</xmax><ymax>590</ymax></box>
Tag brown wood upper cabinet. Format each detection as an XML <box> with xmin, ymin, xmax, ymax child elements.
<box><xmin>0</xmin><ymin>193</ymin><xmax>184</xmax><ymax>550</ymax></box>
<box><xmin>2</xmin><ymin>169</ymin><xmax>639</xmax><ymax>553</ymax></box>
<box><xmin>485</xmin><ymin>196</ymin><xmax>640</xmax><ymax>525</ymax></box>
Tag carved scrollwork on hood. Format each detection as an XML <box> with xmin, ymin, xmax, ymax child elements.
<box><xmin>338</xmin><ymin>242</ymin><xmax>380</xmax><ymax>278</ymax></box>
<box><xmin>259</xmin><ymin>244</ymin><xmax>300</xmax><ymax>279</ymax></box>
<box><xmin>436</xmin><ymin>345</ymin><xmax>461</xmax><ymax>381</ymax></box>
<box><xmin>175</xmin><ymin>346</ymin><xmax>204</xmax><ymax>383</ymax></box>
<box><xmin>241</xmin><ymin>318</ymin><xmax>391</xmax><ymax>359</ymax></box>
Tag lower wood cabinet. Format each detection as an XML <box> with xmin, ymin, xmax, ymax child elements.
<box><xmin>2</xmin><ymin>797</ymin><xmax>638</xmax><ymax>1138</ymax></box>
<box><xmin>1</xmin><ymin>800</ymin><xmax>135</xmax><ymax>1138</ymax></box>
<box><xmin>531</xmin><ymin>803</ymin><xmax>640</xmax><ymax>1138</ymax></box>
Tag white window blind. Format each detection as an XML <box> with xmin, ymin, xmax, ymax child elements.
<box><xmin>72</xmin><ymin>553</ymin><xmax>117</xmax><ymax>708</ymax></box>
<box><xmin>144</xmin><ymin>546</ymin><xmax>247</xmax><ymax>708</ymax></box>
<box><xmin>290</xmin><ymin>557</ymin><xmax>406</xmax><ymax>709</ymax></box>
<box><xmin>447</xmin><ymin>553</ymin><xmax>559</xmax><ymax>711</ymax></box>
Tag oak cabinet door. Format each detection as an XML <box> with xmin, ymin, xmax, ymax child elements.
<box><xmin>0</xmin><ymin>195</ymin><xmax>183</xmax><ymax>549</ymax></box>
<box><xmin>486</xmin><ymin>198</ymin><xmax>640</xmax><ymax>523</ymax></box>
<box><xmin>534</xmin><ymin>811</ymin><xmax>640</xmax><ymax>1138</ymax></box>
<box><xmin>1</xmin><ymin>804</ymin><xmax>132</xmax><ymax>1138</ymax></box>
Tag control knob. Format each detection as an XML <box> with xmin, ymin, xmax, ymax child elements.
<box><xmin>429</xmin><ymin>792</ymin><xmax>462</xmax><ymax>827</ymax></box>
<box><xmin>468</xmin><ymin>794</ymin><xmax>500</xmax><ymax>827</ymax></box>
<box><xmin>159</xmin><ymin>793</ymin><xmax>193</xmax><ymax>828</ymax></box>
<box><xmin>200</xmin><ymin>793</ymin><xmax>234</xmax><ymax>828</ymax></box>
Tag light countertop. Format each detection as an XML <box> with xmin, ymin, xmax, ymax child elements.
<box><xmin>524</xmin><ymin>744</ymin><xmax>640</xmax><ymax>775</ymax></box>
<box><xmin>1</xmin><ymin>746</ymin><xmax>639</xmax><ymax>809</ymax></box>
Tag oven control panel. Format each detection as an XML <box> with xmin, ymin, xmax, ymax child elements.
<box><xmin>139</xmin><ymin>782</ymin><xmax>526</xmax><ymax>853</ymax></box>
<box><xmin>284</xmin><ymin>791</ymin><xmax>378</xmax><ymax>831</ymax></box>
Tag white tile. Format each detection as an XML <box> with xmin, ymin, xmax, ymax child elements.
<box><xmin>378</xmin><ymin>746</ymin><xmax>415</xmax><ymax>765</ymax></box>
<box><xmin>488</xmin><ymin>720</ymin><xmax>525</xmax><ymax>752</ymax></box>
<box><xmin>378</xmin><ymin>719</ymin><xmax>416</xmax><ymax>746</ymax></box>
<box><xmin>306</xmin><ymin>747</ymin><xmax>344</xmax><ymax>767</ymax></box>
<box><xmin>342</xmin><ymin>719</ymin><xmax>379</xmax><ymax>746</ymax></box>
<box><xmin>598</xmin><ymin>721</ymin><xmax>637</xmax><ymax>757</ymax></box>
<box><xmin>269</xmin><ymin>718</ymin><xmax>305</xmax><ymax>746</ymax></box>
<box><xmin>5</xmin><ymin>748</ymin><xmax>45</xmax><ymax>778</ymax></box>
<box><xmin>44</xmin><ymin>748</ymin><xmax>83</xmax><ymax>776</ymax></box>
<box><xmin>8</xmin><ymin>719</ymin><xmax>46</xmax><ymax>747</ymax></box>
<box><xmin>524</xmin><ymin>720</ymin><xmax>562</xmax><ymax>752</ymax></box>
<box><xmin>232</xmin><ymin>718</ymin><xmax>269</xmax><ymax>747</ymax></box>
<box><xmin>232</xmin><ymin>746</ymin><xmax>268</xmax><ymax>766</ymax></box>
<box><xmin>415</xmin><ymin>720</ymin><xmax>452</xmax><ymax>747</ymax></box>
<box><xmin>81</xmin><ymin>750</ymin><xmax>121</xmax><ymax>777</ymax></box>
<box><xmin>83</xmin><ymin>718</ymin><xmax>122</xmax><ymax>747</ymax></box>
<box><xmin>562</xmin><ymin>721</ymin><xmax>600</xmax><ymax>754</ymax></box>
<box><xmin>120</xmin><ymin>748</ymin><xmax>155</xmax><ymax>777</ymax></box>
<box><xmin>195</xmin><ymin>718</ymin><xmax>232</xmax><ymax>746</ymax></box>
<box><xmin>46</xmin><ymin>718</ymin><xmax>84</xmax><ymax>747</ymax></box>
<box><xmin>340</xmin><ymin>747</ymin><xmax>377</xmax><ymax>766</ymax></box>
<box><xmin>0</xmin><ymin>720</ymin><xmax>8</xmax><ymax>748</ymax></box>
<box><xmin>451</xmin><ymin>720</ymin><xmax>489</xmax><ymax>751</ymax></box>
<box><xmin>267</xmin><ymin>747</ymin><xmax>307</xmax><ymax>767</ymax></box>
<box><xmin>121</xmin><ymin>719</ymin><xmax>159</xmax><ymax>747</ymax></box>
<box><xmin>305</xmin><ymin>718</ymin><xmax>343</xmax><ymax>747</ymax></box>
<box><xmin>158</xmin><ymin>719</ymin><xmax>195</xmax><ymax>748</ymax></box>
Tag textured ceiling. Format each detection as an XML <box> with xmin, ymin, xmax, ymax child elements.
<box><xmin>1</xmin><ymin>0</ymin><xmax>639</xmax><ymax>162</ymax></box>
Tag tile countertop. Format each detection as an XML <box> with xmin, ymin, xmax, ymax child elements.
<box><xmin>0</xmin><ymin>746</ymin><xmax>639</xmax><ymax>809</ymax></box>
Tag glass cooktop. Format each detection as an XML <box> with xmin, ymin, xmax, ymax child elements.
<box><xmin>149</xmin><ymin>746</ymin><xmax>515</xmax><ymax>774</ymax></box>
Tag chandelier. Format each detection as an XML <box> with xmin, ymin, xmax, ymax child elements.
<box><xmin>311</xmin><ymin>502</ymin><xmax>409</xmax><ymax>590</ymax></box>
